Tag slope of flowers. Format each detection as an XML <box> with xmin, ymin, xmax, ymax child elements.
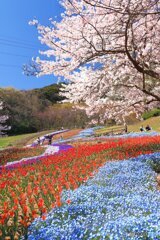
<box><xmin>104</xmin><ymin>131</ymin><xmax>159</xmax><ymax>139</ymax></box>
<box><xmin>0</xmin><ymin>147</ymin><xmax>44</xmax><ymax>166</ymax></box>
<box><xmin>1</xmin><ymin>144</ymin><xmax>72</xmax><ymax>171</ymax></box>
<box><xmin>54</xmin><ymin>126</ymin><xmax>102</xmax><ymax>144</ymax></box>
<box><xmin>59</xmin><ymin>130</ymin><xmax>159</xmax><ymax>145</ymax></box>
<box><xmin>28</xmin><ymin>152</ymin><xmax>160</xmax><ymax>240</ymax></box>
<box><xmin>0</xmin><ymin>136</ymin><xmax>160</xmax><ymax>239</ymax></box>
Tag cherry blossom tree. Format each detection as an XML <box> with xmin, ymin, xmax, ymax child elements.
<box><xmin>0</xmin><ymin>101</ymin><xmax>10</xmax><ymax>136</ymax></box>
<box><xmin>25</xmin><ymin>0</ymin><xmax>160</xmax><ymax>122</ymax></box>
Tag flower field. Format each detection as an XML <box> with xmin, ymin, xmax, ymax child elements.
<box><xmin>0</xmin><ymin>147</ymin><xmax>44</xmax><ymax>166</ymax></box>
<box><xmin>0</xmin><ymin>135</ymin><xmax>160</xmax><ymax>239</ymax></box>
<box><xmin>28</xmin><ymin>152</ymin><xmax>160</xmax><ymax>240</ymax></box>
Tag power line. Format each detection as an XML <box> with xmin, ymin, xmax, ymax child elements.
<box><xmin>0</xmin><ymin>63</ymin><xmax>21</xmax><ymax>68</ymax></box>
<box><xmin>0</xmin><ymin>37</ymin><xmax>37</xmax><ymax>48</ymax></box>
<box><xmin>0</xmin><ymin>35</ymin><xmax>47</xmax><ymax>52</ymax></box>
<box><xmin>0</xmin><ymin>34</ymin><xmax>38</xmax><ymax>46</ymax></box>
<box><xmin>0</xmin><ymin>41</ymin><xmax>36</xmax><ymax>50</ymax></box>
<box><xmin>0</xmin><ymin>36</ymin><xmax>39</xmax><ymax>50</ymax></box>
<box><xmin>0</xmin><ymin>51</ymin><xmax>31</xmax><ymax>58</ymax></box>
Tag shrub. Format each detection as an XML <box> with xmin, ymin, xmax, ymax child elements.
<box><xmin>147</xmin><ymin>158</ymin><xmax>160</xmax><ymax>173</ymax></box>
<box><xmin>142</xmin><ymin>108</ymin><xmax>160</xmax><ymax>120</ymax></box>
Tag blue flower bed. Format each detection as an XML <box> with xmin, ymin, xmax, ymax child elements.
<box><xmin>54</xmin><ymin>127</ymin><xmax>103</xmax><ymax>144</ymax></box>
<box><xmin>103</xmin><ymin>131</ymin><xmax>159</xmax><ymax>139</ymax></box>
<box><xmin>27</xmin><ymin>152</ymin><xmax>160</xmax><ymax>240</ymax></box>
<box><xmin>57</xmin><ymin>130</ymin><xmax>159</xmax><ymax>144</ymax></box>
<box><xmin>51</xmin><ymin>144</ymin><xmax>73</xmax><ymax>152</ymax></box>
<box><xmin>74</xmin><ymin>127</ymin><xmax>102</xmax><ymax>139</ymax></box>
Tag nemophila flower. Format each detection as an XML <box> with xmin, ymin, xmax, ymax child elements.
<box><xmin>61</xmin><ymin>129</ymin><xmax>159</xmax><ymax>143</ymax></box>
<box><xmin>53</xmin><ymin>127</ymin><xmax>102</xmax><ymax>144</ymax></box>
<box><xmin>1</xmin><ymin>135</ymin><xmax>160</xmax><ymax>239</ymax></box>
<box><xmin>115</xmin><ymin>131</ymin><xmax>159</xmax><ymax>138</ymax></box>
<box><xmin>28</xmin><ymin>152</ymin><xmax>160</xmax><ymax>240</ymax></box>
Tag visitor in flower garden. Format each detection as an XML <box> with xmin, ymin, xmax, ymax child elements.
<box><xmin>140</xmin><ymin>125</ymin><xmax>145</xmax><ymax>132</ymax></box>
<box><xmin>40</xmin><ymin>136</ymin><xmax>45</xmax><ymax>145</ymax></box>
<box><xmin>37</xmin><ymin>137</ymin><xmax>41</xmax><ymax>145</ymax></box>
<box><xmin>48</xmin><ymin>135</ymin><xmax>52</xmax><ymax>145</ymax></box>
<box><xmin>44</xmin><ymin>134</ymin><xmax>50</xmax><ymax>144</ymax></box>
<box><xmin>124</xmin><ymin>123</ymin><xmax>128</xmax><ymax>133</ymax></box>
<box><xmin>146</xmin><ymin>124</ymin><xmax>151</xmax><ymax>131</ymax></box>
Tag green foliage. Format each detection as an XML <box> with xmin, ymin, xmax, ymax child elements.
<box><xmin>142</xmin><ymin>108</ymin><xmax>160</xmax><ymax>120</ymax></box>
<box><xmin>33</xmin><ymin>83</ymin><xmax>65</xmax><ymax>103</ymax></box>
<box><xmin>0</xmin><ymin>84</ymin><xmax>88</xmax><ymax>135</ymax></box>
<box><xmin>147</xmin><ymin>158</ymin><xmax>160</xmax><ymax>173</ymax></box>
<box><xmin>0</xmin><ymin>88</ymin><xmax>49</xmax><ymax>135</ymax></box>
<box><xmin>37</xmin><ymin>104</ymin><xmax>88</xmax><ymax>130</ymax></box>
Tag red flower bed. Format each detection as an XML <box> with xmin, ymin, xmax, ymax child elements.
<box><xmin>0</xmin><ymin>136</ymin><xmax>160</xmax><ymax>239</ymax></box>
<box><xmin>0</xmin><ymin>147</ymin><xmax>44</xmax><ymax>166</ymax></box>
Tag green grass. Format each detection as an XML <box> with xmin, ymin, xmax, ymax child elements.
<box><xmin>128</xmin><ymin>116</ymin><xmax>160</xmax><ymax>132</ymax></box>
<box><xmin>1</xmin><ymin>116</ymin><xmax>159</xmax><ymax>148</ymax></box>
<box><xmin>142</xmin><ymin>108</ymin><xmax>160</xmax><ymax>120</ymax></box>
<box><xmin>0</xmin><ymin>129</ymin><xmax>57</xmax><ymax>149</ymax></box>
<box><xmin>95</xmin><ymin>125</ymin><xmax>124</xmax><ymax>136</ymax></box>
<box><xmin>95</xmin><ymin>116</ymin><xmax>160</xmax><ymax>136</ymax></box>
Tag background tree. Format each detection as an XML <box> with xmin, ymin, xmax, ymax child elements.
<box><xmin>0</xmin><ymin>88</ymin><xmax>50</xmax><ymax>135</ymax></box>
<box><xmin>0</xmin><ymin>101</ymin><xmax>10</xmax><ymax>136</ymax></box>
<box><xmin>0</xmin><ymin>86</ymin><xmax>88</xmax><ymax>135</ymax></box>
<box><xmin>32</xmin><ymin>83</ymin><xmax>65</xmax><ymax>103</ymax></box>
<box><xmin>25</xmin><ymin>0</ymin><xmax>160</xmax><ymax>122</ymax></box>
<box><xmin>37</xmin><ymin>103</ymin><xmax>88</xmax><ymax>130</ymax></box>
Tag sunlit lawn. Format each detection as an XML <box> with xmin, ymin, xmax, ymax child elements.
<box><xmin>0</xmin><ymin>130</ymin><xmax>55</xmax><ymax>149</ymax></box>
<box><xmin>95</xmin><ymin>116</ymin><xmax>160</xmax><ymax>136</ymax></box>
<box><xmin>0</xmin><ymin>129</ymin><xmax>82</xmax><ymax>149</ymax></box>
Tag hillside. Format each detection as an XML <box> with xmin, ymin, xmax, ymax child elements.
<box><xmin>95</xmin><ymin>116</ymin><xmax>160</xmax><ymax>136</ymax></box>
<box><xmin>128</xmin><ymin>116</ymin><xmax>160</xmax><ymax>132</ymax></box>
<box><xmin>31</xmin><ymin>83</ymin><xmax>65</xmax><ymax>103</ymax></box>
<box><xmin>0</xmin><ymin>129</ymin><xmax>56</xmax><ymax>149</ymax></box>
<box><xmin>0</xmin><ymin>84</ymin><xmax>88</xmax><ymax>135</ymax></box>
<box><xmin>0</xmin><ymin>128</ymin><xmax>82</xmax><ymax>149</ymax></box>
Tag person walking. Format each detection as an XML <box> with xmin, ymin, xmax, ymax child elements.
<box><xmin>124</xmin><ymin>123</ymin><xmax>128</xmax><ymax>133</ymax></box>
<box><xmin>48</xmin><ymin>135</ymin><xmax>52</xmax><ymax>145</ymax></box>
<box><xmin>37</xmin><ymin>137</ymin><xmax>41</xmax><ymax>145</ymax></box>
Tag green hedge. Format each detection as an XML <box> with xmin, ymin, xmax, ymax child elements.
<box><xmin>147</xmin><ymin>158</ymin><xmax>160</xmax><ymax>173</ymax></box>
<box><xmin>142</xmin><ymin>108</ymin><xmax>160</xmax><ymax>120</ymax></box>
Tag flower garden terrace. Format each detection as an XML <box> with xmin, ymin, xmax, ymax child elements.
<box><xmin>0</xmin><ymin>147</ymin><xmax>44</xmax><ymax>167</ymax></box>
<box><xmin>0</xmin><ymin>135</ymin><xmax>160</xmax><ymax>239</ymax></box>
<box><xmin>28</xmin><ymin>152</ymin><xmax>160</xmax><ymax>240</ymax></box>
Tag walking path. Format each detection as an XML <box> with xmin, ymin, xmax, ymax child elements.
<box><xmin>1</xmin><ymin>128</ymin><xmax>159</xmax><ymax>172</ymax></box>
<box><xmin>0</xmin><ymin>128</ymin><xmax>100</xmax><ymax>171</ymax></box>
<box><xmin>30</xmin><ymin>129</ymin><xmax>69</xmax><ymax>147</ymax></box>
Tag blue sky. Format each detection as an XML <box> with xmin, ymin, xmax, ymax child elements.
<box><xmin>0</xmin><ymin>0</ymin><xmax>63</xmax><ymax>90</ymax></box>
